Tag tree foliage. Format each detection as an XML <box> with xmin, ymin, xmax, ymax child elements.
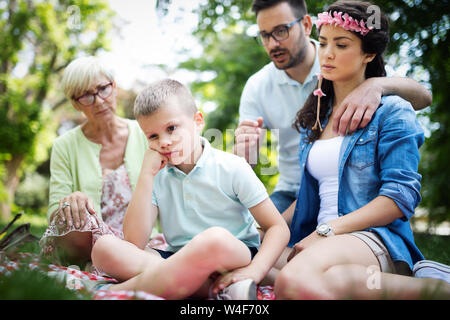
<box><xmin>375</xmin><ymin>0</ymin><xmax>449</xmax><ymax>225</ymax></box>
<box><xmin>175</xmin><ymin>0</ymin><xmax>328</xmax><ymax>190</ymax></box>
<box><xmin>0</xmin><ymin>0</ymin><xmax>114</xmax><ymax>219</ymax></box>
<box><xmin>161</xmin><ymin>0</ymin><xmax>449</xmax><ymax>222</ymax></box>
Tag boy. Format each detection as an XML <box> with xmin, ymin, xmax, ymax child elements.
<box><xmin>91</xmin><ymin>79</ymin><xmax>289</xmax><ymax>299</ymax></box>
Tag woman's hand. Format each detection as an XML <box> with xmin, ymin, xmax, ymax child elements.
<box><xmin>287</xmin><ymin>231</ymin><xmax>325</xmax><ymax>262</ymax></box>
<box><xmin>52</xmin><ymin>192</ymin><xmax>96</xmax><ymax>231</ymax></box>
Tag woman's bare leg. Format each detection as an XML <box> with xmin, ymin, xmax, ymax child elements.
<box><xmin>274</xmin><ymin>234</ymin><xmax>450</xmax><ymax>299</ymax></box>
<box><xmin>323</xmin><ymin>263</ymin><xmax>450</xmax><ymax>299</ymax></box>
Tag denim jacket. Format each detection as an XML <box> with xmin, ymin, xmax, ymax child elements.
<box><xmin>289</xmin><ymin>95</ymin><xmax>425</xmax><ymax>270</ymax></box>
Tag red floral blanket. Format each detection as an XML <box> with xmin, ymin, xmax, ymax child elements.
<box><xmin>0</xmin><ymin>252</ymin><xmax>275</xmax><ymax>300</ymax></box>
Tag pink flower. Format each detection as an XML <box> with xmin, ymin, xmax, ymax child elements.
<box><xmin>315</xmin><ymin>11</ymin><xmax>372</xmax><ymax>36</ymax></box>
<box><xmin>313</xmin><ymin>88</ymin><xmax>326</xmax><ymax>97</ymax></box>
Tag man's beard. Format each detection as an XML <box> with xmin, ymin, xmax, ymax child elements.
<box><xmin>272</xmin><ymin>37</ymin><xmax>308</xmax><ymax>70</ymax></box>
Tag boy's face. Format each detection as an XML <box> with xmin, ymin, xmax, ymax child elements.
<box><xmin>138</xmin><ymin>96</ymin><xmax>204</xmax><ymax>168</ymax></box>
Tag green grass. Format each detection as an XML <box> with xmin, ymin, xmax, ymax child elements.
<box><xmin>0</xmin><ymin>265</ymin><xmax>88</xmax><ymax>300</ymax></box>
<box><xmin>414</xmin><ymin>233</ymin><xmax>450</xmax><ymax>265</ymax></box>
<box><xmin>1</xmin><ymin>215</ymin><xmax>449</xmax><ymax>299</ymax></box>
<box><xmin>0</xmin><ymin>214</ymin><xmax>91</xmax><ymax>299</ymax></box>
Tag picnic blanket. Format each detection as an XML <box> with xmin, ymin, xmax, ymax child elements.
<box><xmin>1</xmin><ymin>214</ymin><xmax>275</xmax><ymax>300</ymax></box>
<box><xmin>0</xmin><ymin>251</ymin><xmax>276</xmax><ymax>300</ymax></box>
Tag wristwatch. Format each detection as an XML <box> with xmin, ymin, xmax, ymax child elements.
<box><xmin>316</xmin><ymin>223</ymin><xmax>335</xmax><ymax>237</ymax></box>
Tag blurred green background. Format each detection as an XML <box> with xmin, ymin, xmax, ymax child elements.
<box><xmin>0</xmin><ymin>0</ymin><xmax>449</xmax><ymax>247</ymax></box>
<box><xmin>0</xmin><ymin>0</ymin><xmax>449</xmax><ymax>300</ymax></box>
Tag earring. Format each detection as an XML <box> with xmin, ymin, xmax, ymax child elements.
<box><xmin>312</xmin><ymin>73</ymin><xmax>326</xmax><ymax>132</ymax></box>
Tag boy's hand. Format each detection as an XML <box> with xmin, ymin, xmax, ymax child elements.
<box><xmin>211</xmin><ymin>265</ymin><xmax>264</xmax><ymax>295</ymax></box>
<box><xmin>142</xmin><ymin>148</ymin><xmax>168</xmax><ymax>176</ymax></box>
<box><xmin>287</xmin><ymin>231</ymin><xmax>324</xmax><ymax>262</ymax></box>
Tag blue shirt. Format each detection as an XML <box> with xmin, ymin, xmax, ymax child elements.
<box><xmin>290</xmin><ymin>95</ymin><xmax>425</xmax><ymax>270</ymax></box>
<box><xmin>239</xmin><ymin>40</ymin><xmax>321</xmax><ymax>194</ymax></box>
<box><xmin>152</xmin><ymin>137</ymin><xmax>268</xmax><ymax>252</ymax></box>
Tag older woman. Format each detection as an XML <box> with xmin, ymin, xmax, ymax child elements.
<box><xmin>40</xmin><ymin>56</ymin><xmax>155</xmax><ymax>268</ymax></box>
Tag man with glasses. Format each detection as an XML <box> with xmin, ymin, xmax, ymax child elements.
<box><xmin>234</xmin><ymin>0</ymin><xmax>432</xmax><ymax>215</ymax></box>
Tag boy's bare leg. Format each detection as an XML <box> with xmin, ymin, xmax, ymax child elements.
<box><xmin>92</xmin><ymin>227</ymin><xmax>252</xmax><ymax>299</ymax></box>
<box><xmin>260</xmin><ymin>246</ymin><xmax>293</xmax><ymax>285</ymax></box>
<box><xmin>91</xmin><ymin>234</ymin><xmax>163</xmax><ymax>282</ymax></box>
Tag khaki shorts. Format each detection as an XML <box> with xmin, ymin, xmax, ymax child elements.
<box><xmin>350</xmin><ymin>231</ymin><xmax>411</xmax><ymax>276</ymax></box>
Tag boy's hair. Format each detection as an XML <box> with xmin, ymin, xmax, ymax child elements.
<box><xmin>251</xmin><ymin>0</ymin><xmax>307</xmax><ymax>18</ymax></box>
<box><xmin>134</xmin><ymin>79</ymin><xmax>197</xmax><ymax>118</ymax></box>
<box><xmin>61</xmin><ymin>56</ymin><xmax>114</xmax><ymax>100</ymax></box>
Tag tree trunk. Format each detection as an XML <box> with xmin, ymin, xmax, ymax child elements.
<box><xmin>1</xmin><ymin>154</ymin><xmax>25</xmax><ymax>220</ymax></box>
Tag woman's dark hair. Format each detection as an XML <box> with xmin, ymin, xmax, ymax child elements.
<box><xmin>293</xmin><ymin>1</ymin><xmax>389</xmax><ymax>142</ymax></box>
<box><xmin>252</xmin><ymin>0</ymin><xmax>307</xmax><ymax>19</ymax></box>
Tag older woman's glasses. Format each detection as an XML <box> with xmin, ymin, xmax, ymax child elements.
<box><xmin>255</xmin><ymin>15</ymin><xmax>304</xmax><ymax>46</ymax></box>
<box><xmin>74</xmin><ymin>82</ymin><xmax>113</xmax><ymax>106</ymax></box>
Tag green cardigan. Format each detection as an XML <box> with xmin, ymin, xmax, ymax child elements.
<box><xmin>47</xmin><ymin>119</ymin><xmax>148</xmax><ymax>221</ymax></box>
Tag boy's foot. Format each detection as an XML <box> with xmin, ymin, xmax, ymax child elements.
<box><xmin>215</xmin><ymin>279</ymin><xmax>257</xmax><ymax>300</ymax></box>
<box><xmin>413</xmin><ymin>260</ymin><xmax>450</xmax><ymax>284</ymax></box>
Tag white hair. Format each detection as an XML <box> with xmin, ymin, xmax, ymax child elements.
<box><xmin>61</xmin><ymin>56</ymin><xmax>114</xmax><ymax>99</ymax></box>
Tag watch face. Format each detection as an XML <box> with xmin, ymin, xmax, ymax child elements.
<box><xmin>318</xmin><ymin>224</ymin><xmax>329</xmax><ymax>233</ymax></box>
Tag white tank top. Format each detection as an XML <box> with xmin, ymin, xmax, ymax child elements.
<box><xmin>305</xmin><ymin>136</ymin><xmax>344</xmax><ymax>225</ymax></box>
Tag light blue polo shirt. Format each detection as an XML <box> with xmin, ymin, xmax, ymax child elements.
<box><xmin>152</xmin><ymin>137</ymin><xmax>268</xmax><ymax>252</ymax></box>
<box><xmin>239</xmin><ymin>40</ymin><xmax>321</xmax><ymax>194</ymax></box>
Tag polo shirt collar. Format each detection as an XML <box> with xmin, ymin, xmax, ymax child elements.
<box><xmin>166</xmin><ymin>136</ymin><xmax>211</xmax><ymax>175</ymax></box>
<box><xmin>193</xmin><ymin>136</ymin><xmax>211</xmax><ymax>169</ymax></box>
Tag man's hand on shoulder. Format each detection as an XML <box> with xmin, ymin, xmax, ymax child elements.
<box><xmin>333</xmin><ymin>78</ymin><xmax>382</xmax><ymax>136</ymax></box>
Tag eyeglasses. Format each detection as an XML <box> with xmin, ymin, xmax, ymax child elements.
<box><xmin>74</xmin><ymin>82</ymin><xmax>113</xmax><ymax>106</ymax></box>
<box><xmin>255</xmin><ymin>15</ymin><xmax>304</xmax><ymax>46</ymax></box>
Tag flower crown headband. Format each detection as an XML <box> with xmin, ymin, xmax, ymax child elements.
<box><xmin>315</xmin><ymin>11</ymin><xmax>373</xmax><ymax>36</ymax></box>
<box><xmin>311</xmin><ymin>12</ymin><xmax>373</xmax><ymax>131</ymax></box>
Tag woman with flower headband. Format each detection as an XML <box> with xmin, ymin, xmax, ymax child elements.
<box><xmin>273</xmin><ymin>1</ymin><xmax>450</xmax><ymax>299</ymax></box>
